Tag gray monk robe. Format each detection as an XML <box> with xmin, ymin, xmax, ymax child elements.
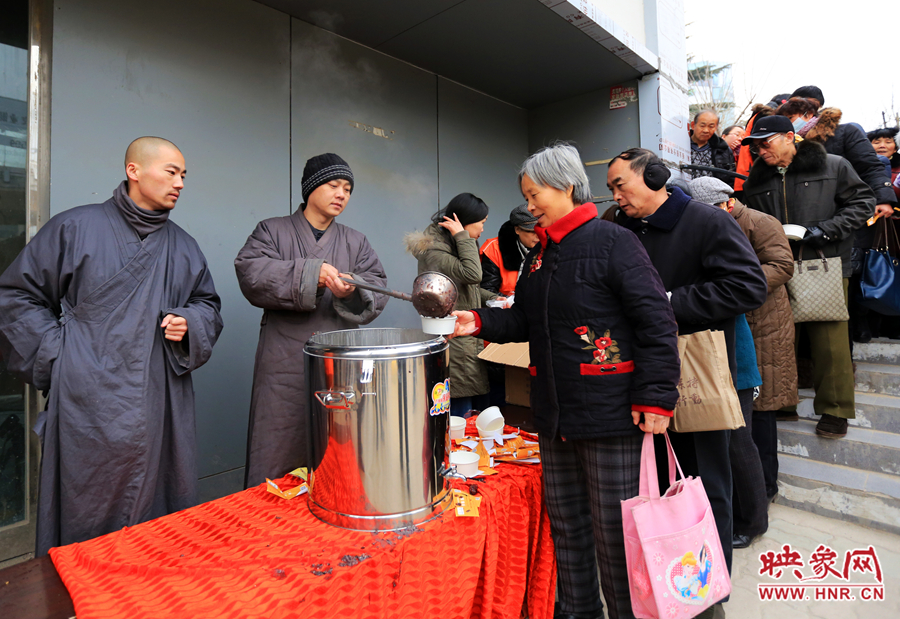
<box><xmin>0</xmin><ymin>182</ymin><xmax>223</xmax><ymax>555</ymax></box>
<box><xmin>235</xmin><ymin>210</ymin><xmax>387</xmax><ymax>487</ymax></box>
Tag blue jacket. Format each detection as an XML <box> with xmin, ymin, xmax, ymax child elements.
<box><xmin>474</xmin><ymin>203</ymin><xmax>680</xmax><ymax>441</ymax></box>
<box><xmin>735</xmin><ymin>314</ymin><xmax>762</xmax><ymax>391</ymax></box>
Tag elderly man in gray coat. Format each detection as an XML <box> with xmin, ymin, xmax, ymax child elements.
<box><xmin>235</xmin><ymin>153</ymin><xmax>387</xmax><ymax>487</ymax></box>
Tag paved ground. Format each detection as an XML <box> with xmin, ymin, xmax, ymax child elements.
<box><xmin>727</xmin><ymin>502</ymin><xmax>898</xmax><ymax>618</ymax></box>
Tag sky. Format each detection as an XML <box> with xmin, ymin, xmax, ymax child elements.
<box><xmin>684</xmin><ymin>0</ymin><xmax>896</xmax><ymax>131</ymax></box>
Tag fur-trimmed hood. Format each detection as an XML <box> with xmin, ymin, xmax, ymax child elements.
<box><xmin>403</xmin><ymin>223</ymin><xmax>451</xmax><ymax>258</ymax></box>
<box><xmin>750</xmin><ymin>103</ymin><xmax>775</xmax><ymax>121</ymax></box>
<box><xmin>746</xmin><ymin>138</ymin><xmax>828</xmax><ymax>186</ymax></box>
<box><xmin>805</xmin><ymin>107</ymin><xmax>842</xmax><ymax>144</ymax></box>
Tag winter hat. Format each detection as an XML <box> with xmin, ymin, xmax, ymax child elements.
<box><xmin>689</xmin><ymin>176</ymin><xmax>733</xmax><ymax>206</ymax></box>
<box><xmin>742</xmin><ymin>115</ymin><xmax>795</xmax><ymax>144</ymax></box>
<box><xmin>867</xmin><ymin>127</ymin><xmax>900</xmax><ymax>142</ymax></box>
<box><xmin>766</xmin><ymin>93</ymin><xmax>792</xmax><ymax>109</ymax></box>
<box><xmin>509</xmin><ymin>203</ymin><xmax>538</xmax><ymax>231</ymax></box>
<box><xmin>666</xmin><ymin>177</ymin><xmax>692</xmax><ymax>197</ymax></box>
<box><xmin>301</xmin><ymin>153</ymin><xmax>354</xmax><ymax>203</ymax></box>
<box><xmin>790</xmin><ymin>86</ymin><xmax>825</xmax><ymax>108</ymax></box>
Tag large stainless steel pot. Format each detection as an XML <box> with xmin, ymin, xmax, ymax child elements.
<box><xmin>305</xmin><ymin>328</ymin><xmax>453</xmax><ymax>530</ymax></box>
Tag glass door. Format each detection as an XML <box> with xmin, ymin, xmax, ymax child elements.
<box><xmin>0</xmin><ymin>0</ymin><xmax>39</xmax><ymax>566</ymax></box>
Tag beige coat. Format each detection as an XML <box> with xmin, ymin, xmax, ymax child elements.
<box><xmin>731</xmin><ymin>200</ymin><xmax>799</xmax><ymax>411</ymax></box>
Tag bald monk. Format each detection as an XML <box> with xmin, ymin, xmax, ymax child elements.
<box><xmin>0</xmin><ymin>137</ymin><xmax>223</xmax><ymax>554</ymax></box>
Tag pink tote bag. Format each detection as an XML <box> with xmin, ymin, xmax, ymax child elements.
<box><xmin>621</xmin><ymin>432</ymin><xmax>731</xmax><ymax>619</ymax></box>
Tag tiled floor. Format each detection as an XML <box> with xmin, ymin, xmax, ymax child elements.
<box><xmin>727</xmin><ymin>502</ymin><xmax>899</xmax><ymax>618</ymax></box>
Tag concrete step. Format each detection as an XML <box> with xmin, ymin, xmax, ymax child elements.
<box><xmin>798</xmin><ymin>388</ymin><xmax>900</xmax><ymax>434</ymax></box>
<box><xmin>777</xmin><ymin>418</ymin><xmax>900</xmax><ymax>476</ymax></box>
<box><xmin>854</xmin><ymin>362</ymin><xmax>900</xmax><ymax>396</ymax></box>
<box><xmin>853</xmin><ymin>337</ymin><xmax>900</xmax><ymax>364</ymax></box>
<box><xmin>776</xmin><ymin>453</ymin><xmax>900</xmax><ymax>535</ymax></box>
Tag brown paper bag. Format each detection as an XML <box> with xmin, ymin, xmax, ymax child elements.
<box><xmin>672</xmin><ymin>330</ymin><xmax>745</xmax><ymax>433</ymax></box>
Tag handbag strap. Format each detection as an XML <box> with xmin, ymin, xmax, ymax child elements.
<box><xmin>663</xmin><ymin>431</ymin><xmax>686</xmax><ymax>485</ymax></box>
<box><xmin>639</xmin><ymin>431</ymin><xmax>684</xmax><ymax>499</ymax></box>
<box><xmin>796</xmin><ymin>246</ymin><xmax>829</xmax><ymax>271</ymax></box>
<box><xmin>885</xmin><ymin>219</ymin><xmax>900</xmax><ymax>255</ymax></box>
<box><xmin>874</xmin><ymin>217</ymin><xmax>888</xmax><ymax>250</ymax></box>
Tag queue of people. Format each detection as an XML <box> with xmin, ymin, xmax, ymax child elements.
<box><xmin>0</xmin><ymin>82</ymin><xmax>887</xmax><ymax>617</ymax></box>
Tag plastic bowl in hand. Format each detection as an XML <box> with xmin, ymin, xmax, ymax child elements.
<box><xmin>420</xmin><ymin>314</ymin><xmax>456</xmax><ymax>335</ymax></box>
<box><xmin>782</xmin><ymin>224</ymin><xmax>807</xmax><ymax>241</ymax></box>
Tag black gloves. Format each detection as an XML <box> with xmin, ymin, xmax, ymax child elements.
<box><xmin>802</xmin><ymin>226</ymin><xmax>830</xmax><ymax>248</ymax></box>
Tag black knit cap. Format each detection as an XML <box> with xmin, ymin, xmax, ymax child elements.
<box><xmin>301</xmin><ymin>153</ymin><xmax>354</xmax><ymax>203</ymax></box>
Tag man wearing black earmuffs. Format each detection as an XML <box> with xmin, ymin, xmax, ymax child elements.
<box><xmin>608</xmin><ymin>148</ymin><xmax>768</xmax><ymax>617</ymax></box>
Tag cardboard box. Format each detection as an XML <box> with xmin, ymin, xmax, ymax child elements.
<box><xmin>478</xmin><ymin>342</ymin><xmax>531</xmax><ymax>408</ymax></box>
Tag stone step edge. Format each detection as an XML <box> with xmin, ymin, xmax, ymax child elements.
<box><xmin>775</xmin><ymin>476</ymin><xmax>900</xmax><ymax>536</ymax></box>
<box><xmin>798</xmin><ymin>388</ymin><xmax>900</xmax><ymax>407</ymax></box>
<box><xmin>778</xmin><ymin>453</ymin><xmax>900</xmax><ymax>499</ymax></box>
<box><xmin>795</xmin><ymin>392</ymin><xmax>900</xmax><ymax>431</ymax></box>
<box><xmin>854</xmin><ymin>361</ymin><xmax>900</xmax><ymax>376</ymax></box>
<box><xmin>777</xmin><ymin>418</ymin><xmax>900</xmax><ymax>450</ymax></box>
<box><xmin>776</xmin><ymin>455</ymin><xmax>900</xmax><ymax>535</ymax></box>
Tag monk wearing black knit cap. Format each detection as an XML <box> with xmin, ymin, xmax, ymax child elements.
<box><xmin>235</xmin><ymin>153</ymin><xmax>388</xmax><ymax>486</ymax></box>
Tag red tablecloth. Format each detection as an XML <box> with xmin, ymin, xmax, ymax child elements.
<box><xmin>49</xmin><ymin>464</ymin><xmax>556</xmax><ymax>618</ymax></box>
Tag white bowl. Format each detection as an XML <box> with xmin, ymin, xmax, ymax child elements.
<box><xmin>449</xmin><ymin>416</ymin><xmax>466</xmax><ymax>440</ymax></box>
<box><xmin>449</xmin><ymin>451</ymin><xmax>480</xmax><ymax>477</ymax></box>
<box><xmin>476</xmin><ymin>406</ymin><xmax>505</xmax><ymax>438</ymax></box>
<box><xmin>782</xmin><ymin>224</ymin><xmax>807</xmax><ymax>241</ymax></box>
<box><xmin>420</xmin><ymin>314</ymin><xmax>456</xmax><ymax>335</ymax></box>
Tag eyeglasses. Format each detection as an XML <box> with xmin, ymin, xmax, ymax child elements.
<box><xmin>749</xmin><ymin>134</ymin><xmax>782</xmax><ymax>155</ymax></box>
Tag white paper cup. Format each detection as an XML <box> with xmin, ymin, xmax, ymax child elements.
<box><xmin>476</xmin><ymin>405</ymin><xmax>505</xmax><ymax>438</ymax></box>
<box><xmin>449</xmin><ymin>416</ymin><xmax>466</xmax><ymax>440</ymax></box>
<box><xmin>449</xmin><ymin>451</ymin><xmax>480</xmax><ymax>477</ymax></box>
<box><xmin>782</xmin><ymin>224</ymin><xmax>806</xmax><ymax>241</ymax></box>
<box><xmin>420</xmin><ymin>315</ymin><xmax>457</xmax><ymax>335</ymax></box>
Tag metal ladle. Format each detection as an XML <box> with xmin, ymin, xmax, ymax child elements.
<box><xmin>339</xmin><ymin>271</ymin><xmax>459</xmax><ymax>318</ymax></box>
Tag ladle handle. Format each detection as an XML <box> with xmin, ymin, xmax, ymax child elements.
<box><xmin>339</xmin><ymin>276</ymin><xmax>412</xmax><ymax>302</ymax></box>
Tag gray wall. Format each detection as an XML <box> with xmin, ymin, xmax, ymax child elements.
<box><xmin>528</xmin><ymin>81</ymin><xmax>642</xmax><ymax>207</ymax></box>
<box><xmin>290</xmin><ymin>20</ymin><xmax>528</xmax><ymax>329</ymax></box>
<box><xmin>290</xmin><ymin>18</ymin><xmax>437</xmax><ymax>329</ymax></box>
<box><xmin>50</xmin><ymin>2</ymin><xmax>530</xmax><ymax>499</ymax></box>
<box><xmin>437</xmin><ymin>78</ymin><xmax>529</xmax><ymax>242</ymax></box>
<box><xmin>51</xmin><ymin>0</ymin><xmax>291</xmax><ymax>497</ymax></box>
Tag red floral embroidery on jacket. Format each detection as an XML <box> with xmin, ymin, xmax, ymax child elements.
<box><xmin>575</xmin><ymin>327</ymin><xmax>622</xmax><ymax>365</ymax></box>
<box><xmin>529</xmin><ymin>248</ymin><xmax>544</xmax><ymax>275</ymax></box>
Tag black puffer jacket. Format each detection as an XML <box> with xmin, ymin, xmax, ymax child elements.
<box><xmin>742</xmin><ymin>139</ymin><xmax>875</xmax><ymax>277</ymax></box>
<box><xmin>474</xmin><ymin>203</ymin><xmax>680</xmax><ymax>441</ymax></box>
<box><xmin>806</xmin><ymin>108</ymin><xmax>896</xmax><ymax>206</ymax></box>
<box><xmin>616</xmin><ymin>187</ymin><xmax>768</xmax><ymax>380</ymax></box>
<box><xmin>690</xmin><ymin>132</ymin><xmax>738</xmax><ymax>187</ymax></box>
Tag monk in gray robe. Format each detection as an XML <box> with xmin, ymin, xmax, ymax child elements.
<box><xmin>0</xmin><ymin>137</ymin><xmax>223</xmax><ymax>554</ymax></box>
<box><xmin>235</xmin><ymin>153</ymin><xmax>387</xmax><ymax>487</ymax></box>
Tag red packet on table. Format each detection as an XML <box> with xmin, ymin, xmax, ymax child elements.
<box><xmin>475</xmin><ymin>440</ymin><xmax>493</xmax><ymax>469</ymax></box>
<box><xmin>519</xmin><ymin>430</ymin><xmax>539</xmax><ymax>442</ymax></box>
<box><xmin>451</xmin><ymin>489</ymin><xmax>482</xmax><ymax>517</ymax></box>
<box><xmin>288</xmin><ymin>467</ymin><xmax>309</xmax><ymax>482</ymax></box>
<box><xmin>266</xmin><ymin>477</ymin><xmax>308</xmax><ymax>499</ymax></box>
<box><xmin>471</xmin><ymin>467</ymin><xmax>498</xmax><ymax>477</ymax></box>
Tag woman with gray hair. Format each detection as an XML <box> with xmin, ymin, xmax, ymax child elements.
<box><xmin>451</xmin><ymin>143</ymin><xmax>680</xmax><ymax>619</ymax></box>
